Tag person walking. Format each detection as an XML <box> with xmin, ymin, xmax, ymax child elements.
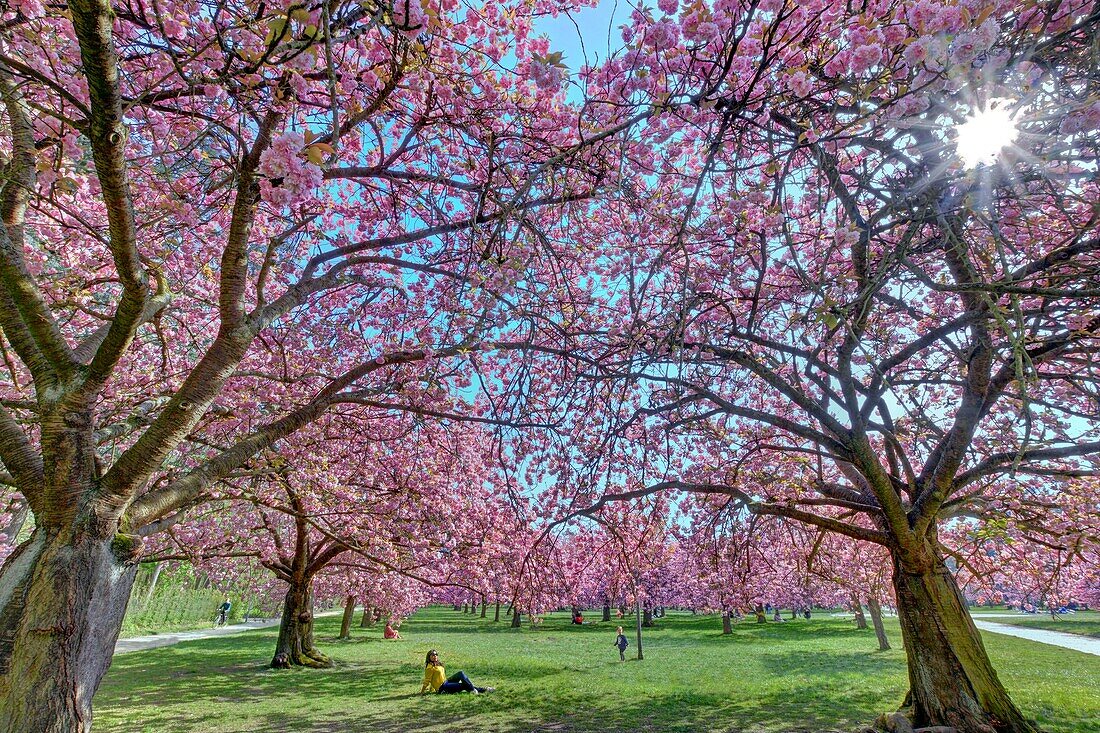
<box><xmin>613</xmin><ymin>626</ymin><xmax>629</xmax><ymax>661</ymax></box>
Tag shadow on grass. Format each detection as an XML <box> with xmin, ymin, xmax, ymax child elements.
<box><xmin>97</xmin><ymin>607</ymin><xmax>1096</xmax><ymax>733</ymax></box>
<box><xmin>99</xmin><ymin>627</ymin><xmax>898</xmax><ymax>733</ymax></box>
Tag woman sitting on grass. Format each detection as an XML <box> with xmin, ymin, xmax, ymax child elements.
<box><xmin>420</xmin><ymin>650</ymin><xmax>494</xmax><ymax>695</ymax></box>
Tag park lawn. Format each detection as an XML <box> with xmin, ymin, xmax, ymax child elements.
<box><xmin>93</xmin><ymin>607</ymin><xmax>1100</xmax><ymax>733</ymax></box>
<box><xmin>973</xmin><ymin>611</ymin><xmax>1100</xmax><ymax>639</ymax></box>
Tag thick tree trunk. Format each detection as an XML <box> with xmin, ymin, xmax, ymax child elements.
<box><xmin>338</xmin><ymin>595</ymin><xmax>355</xmax><ymax>639</ymax></box>
<box><xmin>510</xmin><ymin>607</ymin><xmax>522</xmax><ymax>628</ymax></box>
<box><xmin>851</xmin><ymin>593</ymin><xmax>868</xmax><ymax>629</ymax></box>
<box><xmin>360</xmin><ymin>606</ymin><xmax>373</xmax><ymax>628</ymax></box>
<box><xmin>0</xmin><ymin>528</ymin><xmax>139</xmax><ymax>733</ymax></box>
<box><xmin>494</xmin><ymin>601</ymin><xmax>500</xmax><ymax>622</ymax></box>
<box><xmin>754</xmin><ymin>604</ymin><xmax>767</xmax><ymax>623</ymax></box>
<box><xmin>271</xmin><ymin>576</ymin><xmax>331</xmax><ymax>668</ymax></box>
<box><xmin>892</xmin><ymin>551</ymin><xmax>1037</xmax><ymax>733</ymax></box>
<box><xmin>867</xmin><ymin>596</ymin><xmax>890</xmax><ymax>651</ymax></box>
<box><xmin>642</xmin><ymin>607</ymin><xmax>653</xmax><ymax>627</ymax></box>
<box><xmin>722</xmin><ymin>610</ymin><xmax>733</xmax><ymax>635</ymax></box>
<box><xmin>602</xmin><ymin>603</ymin><xmax>611</xmax><ymax>622</ymax></box>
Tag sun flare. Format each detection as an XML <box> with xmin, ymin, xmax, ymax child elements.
<box><xmin>955</xmin><ymin>98</ymin><xmax>1019</xmax><ymax>169</ymax></box>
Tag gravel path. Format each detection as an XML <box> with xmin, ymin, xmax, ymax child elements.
<box><xmin>114</xmin><ymin>611</ymin><xmax>345</xmax><ymax>655</ymax></box>
<box><xmin>114</xmin><ymin>619</ymin><xmax>280</xmax><ymax>655</ymax></box>
<box><xmin>973</xmin><ymin>619</ymin><xmax>1100</xmax><ymax>657</ymax></box>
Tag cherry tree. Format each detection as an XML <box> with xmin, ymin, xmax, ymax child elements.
<box><xmin>504</xmin><ymin>1</ymin><xmax>1100</xmax><ymax>729</ymax></box>
<box><xmin>0</xmin><ymin>0</ymin><xmax>650</xmax><ymax>724</ymax></box>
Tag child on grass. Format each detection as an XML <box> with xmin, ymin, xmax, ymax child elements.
<box><xmin>613</xmin><ymin>626</ymin><xmax>629</xmax><ymax>661</ymax></box>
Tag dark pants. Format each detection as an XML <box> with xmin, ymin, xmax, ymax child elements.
<box><xmin>619</xmin><ymin>648</ymin><xmax>626</xmax><ymax>661</ymax></box>
<box><xmin>438</xmin><ymin>671</ymin><xmax>484</xmax><ymax>694</ymax></box>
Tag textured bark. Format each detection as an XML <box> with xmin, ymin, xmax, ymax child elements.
<box><xmin>510</xmin><ymin>607</ymin><xmax>521</xmax><ymax>628</ymax></box>
<box><xmin>360</xmin><ymin>606</ymin><xmax>373</xmax><ymax>628</ymax></box>
<box><xmin>602</xmin><ymin>603</ymin><xmax>611</xmax><ymax>622</ymax></box>
<box><xmin>634</xmin><ymin>597</ymin><xmax>644</xmax><ymax>660</ymax></box>
<box><xmin>867</xmin><ymin>596</ymin><xmax>891</xmax><ymax>651</ymax></box>
<box><xmin>338</xmin><ymin>595</ymin><xmax>355</xmax><ymax>639</ymax></box>
<box><xmin>852</xmin><ymin>593</ymin><xmax>868</xmax><ymax>629</ymax></box>
<box><xmin>272</xmin><ymin>577</ymin><xmax>331</xmax><ymax>668</ymax></box>
<box><xmin>480</xmin><ymin>596</ymin><xmax>487</xmax><ymax>618</ymax></box>
<box><xmin>892</xmin><ymin>553</ymin><xmax>1036</xmax><ymax>733</ymax></box>
<box><xmin>754</xmin><ymin>604</ymin><xmax>767</xmax><ymax>623</ymax></box>
<box><xmin>494</xmin><ymin>602</ymin><xmax>500</xmax><ymax>622</ymax></box>
<box><xmin>0</xmin><ymin>528</ymin><xmax>138</xmax><ymax>733</ymax></box>
<box><xmin>642</xmin><ymin>607</ymin><xmax>653</xmax><ymax>627</ymax></box>
<box><xmin>722</xmin><ymin>611</ymin><xmax>733</xmax><ymax>635</ymax></box>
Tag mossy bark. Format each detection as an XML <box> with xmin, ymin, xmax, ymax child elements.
<box><xmin>272</xmin><ymin>577</ymin><xmax>330</xmax><ymax>668</ymax></box>
<box><xmin>892</xmin><ymin>552</ymin><xmax>1037</xmax><ymax>733</ymax></box>
<box><xmin>0</xmin><ymin>528</ymin><xmax>138</xmax><ymax>733</ymax></box>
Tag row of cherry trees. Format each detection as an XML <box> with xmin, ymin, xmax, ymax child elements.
<box><xmin>1</xmin><ymin>0</ymin><xmax>1097</xmax><ymax>730</ymax></box>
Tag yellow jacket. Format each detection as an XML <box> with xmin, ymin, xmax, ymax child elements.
<box><xmin>421</xmin><ymin>664</ymin><xmax>446</xmax><ymax>693</ymax></box>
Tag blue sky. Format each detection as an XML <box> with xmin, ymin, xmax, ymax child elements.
<box><xmin>531</xmin><ymin>0</ymin><xmax>632</xmax><ymax>72</ymax></box>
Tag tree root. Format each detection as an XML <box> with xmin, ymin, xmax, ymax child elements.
<box><xmin>868</xmin><ymin>712</ymin><xmax>958</xmax><ymax>733</ymax></box>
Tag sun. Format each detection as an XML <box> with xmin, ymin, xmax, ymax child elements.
<box><xmin>955</xmin><ymin>98</ymin><xmax>1019</xmax><ymax>169</ymax></box>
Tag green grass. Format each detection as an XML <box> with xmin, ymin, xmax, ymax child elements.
<box><xmin>971</xmin><ymin>610</ymin><xmax>1100</xmax><ymax>639</ymax></box>
<box><xmin>94</xmin><ymin>607</ymin><xmax>1100</xmax><ymax>733</ymax></box>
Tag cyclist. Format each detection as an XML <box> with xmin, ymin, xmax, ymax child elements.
<box><xmin>216</xmin><ymin>597</ymin><xmax>232</xmax><ymax>626</ymax></box>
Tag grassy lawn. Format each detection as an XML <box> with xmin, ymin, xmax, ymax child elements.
<box><xmin>94</xmin><ymin>606</ymin><xmax>1100</xmax><ymax>733</ymax></box>
<box><xmin>971</xmin><ymin>610</ymin><xmax>1100</xmax><ymax>639</ymax></box>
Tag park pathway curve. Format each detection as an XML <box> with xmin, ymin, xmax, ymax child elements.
<box><xmin>973</xmin><ymin>619</ymin><xmax>1100</xmax><ymax>657</ymax></box>
<box><xmin>114</xmin><ymin>619</ymin><xmax>280</xmax><ymax>655</ymax></box>
<box><xmin>114</xmin><ymin>609</ymin><xmax>345</xmax><ymax>655</ymax></box>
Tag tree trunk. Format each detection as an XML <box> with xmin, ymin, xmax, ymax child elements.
<box><xmin>271</xmin><ymin>576</ymin><xmax>331</xmax><ymax>668</ymax></box>
<box><xmin>892</xmin><ymin>551</ymin><xmax>1037</xmax><ymax>732</ymax></box>
<box><xmin>867</xmin><ymin>596</ymin><xmax>890</xmax><ymax>651</ymax></box>
<box><xmin>0</xmin><ymin>527</ymin><xmax>140</xmax><ymax>733</ymax></box>
<box><xmin>754</xmin><ymin>604</ymin><xmax>767</xmax><ymax>623</ymax></box>
<box><xmin>510</xmin><ymin>607</ymin><xmax>521</xmax><ymax>628</ymax></box>
<box><xmin>634</xmin><ymin>596</ymin><xmax>644</xmax><ymax>660</ymax></box>
<box><xmin>480</xmin><ymin>597</ymin><xmax>487</xmax><ymax>618</ymax></box>
<box><xmin>0</xmin><ymin>498</ymin><xmax>29</xmax><ymax>548</ymax></box>
<box><xmin>642</xmin><ymin>607</ymin><xmax>653</xmax><ymax>627</ymax></box>
<box><xmin>494</xmin><ymin>601</ymin><xmax>500</xmax><ymax>622</ymax></box>
<box><xmin>338</xmin><ymin>595</ymin><xmax>355</xmax><ymax>639</ymax></box>
<box><xmin>722</xmin><ymin>611</ymin><xmax>733</xmax><ymax>635</ymax></box>
<box><xmin>142</xmin><ymin>561</ymin><xmax>163</xmax><ymax>605</ymax></box>
<box><xmin>851</xmin><ymin>593</ymin><xmax>868</xmax><ymax>629</ymax></box>
<box><xmin>602</xmin><ymin>603</ymin><xmax>611</xmax><ymax>622</ymax></box>
<box><xmin>360</xmin><ymin>606</ymin><xmax>373</xmax><ymax>628</ymax></box>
